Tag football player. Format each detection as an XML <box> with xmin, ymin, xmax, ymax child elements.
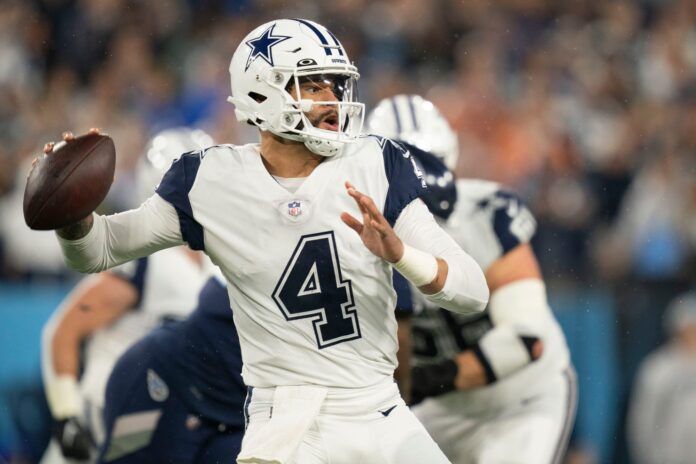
<box><xmin>40</xmin><ymin>128</ymin><xmax>213</xmax><ymax>463</ymax></box>
<box><xmin>44</xmin><ymin>19</ymin><xmax>490</xmax><ymax>464</ymax></box>
<box><xmin>99</xmin><ymin>263</ymin><xmax>419</xmax><ymax>463</ymax></box>
<box><xmin>98</xmin><ymin>266</ymin><xmax>245</xmax><ymax>463</ymax></box>
<box><xmin>368</xmin><ymin>95</ymin><xmax>577</xmax><ymax>464</ymax></box>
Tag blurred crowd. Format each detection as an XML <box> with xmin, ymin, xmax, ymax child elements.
<box><xmin>0</xmin><ymin>0</ymin><xmax>694</xmax><ymax>283</ymax></box>
<box><xmin>0</xmin><ymin>0</ymin><xmax>694</xmax><ymax>461</ymax></box>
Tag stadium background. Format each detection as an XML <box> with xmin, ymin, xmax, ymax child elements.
<box><xmin>0</xmin><ymin>0</ymin><xmax>693</xmax><ymax>462</ymax></box>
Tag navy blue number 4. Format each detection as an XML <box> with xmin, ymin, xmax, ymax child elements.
<box><xmin>273</xmin><ymin>231</ymin><xmax>361</xmax><ymax>349</ymax></box>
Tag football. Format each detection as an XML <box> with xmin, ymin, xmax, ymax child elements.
<box><xmin>23</xmin><ymin>133</ymin><xmax>116</xmax><ymax>230</ymax></box>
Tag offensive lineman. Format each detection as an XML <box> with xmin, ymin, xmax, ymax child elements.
<box><xmin>368</xmin><ymin>95</ymin><xmax>577</xmax><ymax>464</ymax></box>
<box><xmin>41</xmin><ymin>19</ymin><xmax>489</xmax><ymax>464</ymax></box>
<box><xmin>40</xmin><ymin>128</ymin><xmax>213</xmax><ymax>463</ymax></box>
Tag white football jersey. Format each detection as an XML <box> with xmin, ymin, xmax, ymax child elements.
<box><xmin>155</xmin><ymin>136</ymin><xmax>427</xmax><ymax>388</ymax></box>
<box><xmin>79</xmin><ymin>247</ymin><xmax>209</xmax><ymax>408</ymax></box>
<box><xmin>445</xmin><ymin>179</ymin><xmax>537</xmax><ymax>270</ymax></box>
<box><xmin>412</xmin><ymin>179</ymin><xmax>570</xmax><ymax>412</ymax></box>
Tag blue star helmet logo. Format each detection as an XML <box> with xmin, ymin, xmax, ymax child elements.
<box><xmin>245</xmin><ymin>24</ymin><xmax>291</xmax><ymax>71</ymax></box>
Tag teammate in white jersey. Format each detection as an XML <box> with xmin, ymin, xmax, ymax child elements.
<box><xmin>368</xmin><ymin>95</ymin><xmax>577</xmax><ymax>464</ymax></box>
<box><xmin>41</xmin><ymin>128</ymin><xmax>213</xmax><ymax>463</ymax></box>
<box><xmin>42</xmin><ymin>19</ymin><xmax>489</xmax><ymax>464</ymax></box>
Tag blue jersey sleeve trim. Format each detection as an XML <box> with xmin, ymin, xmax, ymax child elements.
<box><xmin>109</xmin><ymin>257</ymin><xmax>149</xmax><ymax>308</ymax></box>
<box><xmin>479</xmin><ymin>189</ymin><xmax>537</xmax><ymax>254</ymax></box>
<box><xmin>377</xmin><ymin>137</ymin><xmax>427</xmax><ymax>226</ymax></box>
<box><xmin>155</xmin><ymin>151</ymin><xmax>205</xmax><ymax>251</ymax></box>
<box><xmin>399</xmin><ymin>142</ymin><xmax>457</xmax><ymax>221</ymax></box>
<box><xmin>392</xmin><ymin>271</ymin><xmax>413</xmax><ymax>317</ymax></box>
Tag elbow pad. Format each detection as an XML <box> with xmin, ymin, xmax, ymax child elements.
<box><xmin>473</xmin><ymin>279</ymin><xmax>552</xmax><ymax>383</ymax></box>
<box><xmin>472</xmin><ymin>326</ymin><xmax>539</xmax><ymax>383</ymax></box>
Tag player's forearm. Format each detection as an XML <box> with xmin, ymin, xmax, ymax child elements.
<box><xmin>411</xmin><ymin>354</ymin><xmax>487</xmax><ymax>400</ymax></box>
<box><xmin>394</xmin><ymin>200</ymin><xmax>489</xmax><ymax>314</ymax></box>
<box><xmin>51</xmin><ymin>327</ymin><xmax>82</xmax><ymax>378</ymax></box>
<box><xmin>41</xmin><ymin>318</ymin><xmax>82</xmax><ymax>419</ymax></box>
<box><xmin>417</xmin><ymin>258</ymin><xmax>447</xmax><ymax>295</ymax></box>
<box><xmin>56</xmin><ymin>195</ymin><xmax>183</xmax><ymax>273</ymax></box>
<box><xmin>454</xmin><ymin>351</ymin><xmax>488</xmax><ymax>390</ymax></box>
<box><xmin>422</xmin><ymin>250</ymin><xmax>489</xmax><ymax>314</ymax></box>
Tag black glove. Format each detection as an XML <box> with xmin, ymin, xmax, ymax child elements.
<box><xmin>53</xmin><ymin>416</ymin><xmax>94</xmax><ymax>460</ymax></box>
<box><xmin>409</xmin><ymin>359</ymin><xmax>458</xmax><ymax>405</ymax></box>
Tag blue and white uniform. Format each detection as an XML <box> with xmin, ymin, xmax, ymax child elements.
<box><xmin>40</xmin><ymin>248</ymin><xmax>208</xmax><ymax>464</ymax></box>
<box><xmin>79</xmin><ymin>249</ymin><xmax>209</xmax><ymax>423</ymax></box>
<box><xmin>411</xmin><ymin>179</ymin><xmax>577</xmax><ymax>464</ymax></box>
<box><xmin>367</xmin><ymin>92</ymin><xmax>575</xmax><ymax>463</ymax></box>
<box><xmin>57</xmin><ymin>137</ymin><xmax>489</xmax><ymax>464</ymax></box>
<box><xmin>99</xmin><ymin>273</ymin><xmax>244</xmax><ymax>463</ymax></box>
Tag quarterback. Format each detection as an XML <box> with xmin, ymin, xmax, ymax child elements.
<box><xmin>368</xmin><ymin>95</ymin><xmax>577</xmax><ymax>464</ymax></box>
<box><xmin>45</xmin><ymin>20</ymin><xmax>489</xmax><ymax>464</ymax></box>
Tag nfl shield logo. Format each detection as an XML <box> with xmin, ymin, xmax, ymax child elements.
<box><xmin>288</xmin><ymin>201</ymin><xmax>302</xmax><ymax>217</ymax></box>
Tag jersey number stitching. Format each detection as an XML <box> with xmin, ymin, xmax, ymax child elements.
<box><xmin>273</xmin><ymin>231</ymin><xmax>361</xmax><ymax>349</ymax></box>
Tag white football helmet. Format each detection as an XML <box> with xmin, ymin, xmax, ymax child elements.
<box><xmin>367</xmin><ymin>95</ymin><xmax>459</xmax><ymax>170</ymax></box>
<box><xmin>136</xmin><ymin>127</ymin><xmax>214</xmax><ymax>202</ymax></box>
<box><xmin>227</xmin><ymin>19</ymin><xmax>364</xmax><ymax>157</ymax></box>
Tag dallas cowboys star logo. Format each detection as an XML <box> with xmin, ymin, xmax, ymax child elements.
<box><xmin>244</xmin><ymin>24</ymin><xmax>291</xmax><ymax>71</ymax></box>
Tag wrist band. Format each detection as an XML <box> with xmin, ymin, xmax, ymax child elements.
<box><xmin>46</xmin><ymin>375</ymin><xmax>82</xmax><ymax>419</ymax></box>
<box><xmin>393</xmin><ymin>244</ymin><xmax>438</xmax><ymax>287</ymax></box>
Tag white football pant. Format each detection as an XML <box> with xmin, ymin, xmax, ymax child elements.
<box><xmin>241</xmin><ymin>378</ymin><xmax>450</xmax><ymax>464</ymax></box>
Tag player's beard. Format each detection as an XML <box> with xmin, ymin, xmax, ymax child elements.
<box><xmin>309</xmin><ymin>109</ymin><xmax>340</xmax><ymax>132</ymax></box>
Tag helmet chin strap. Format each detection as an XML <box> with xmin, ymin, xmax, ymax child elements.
<box><xmin>303</xmin><ymin>137</ymin><xmax>344</xmax><ymax>157</ymax></box>
<box><xmin>263</xmin><ymin>120</ymin><xmax>345</xmax><ymax>157</ymax></box>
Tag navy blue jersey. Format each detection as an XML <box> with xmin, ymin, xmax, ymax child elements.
<box><xmin>399</xmin><ymin>142</ymin><xmax>457</xmax><ymax>221</ymax></box>
<box><xmin>392</xmin><ymin>271</ymin><xmax>414</xmax><ymax>318</ymax></box>
<box><xmin>150</xmin><ymin>277</ymin><xmax>245</xmax><ymax>427</ymax></box>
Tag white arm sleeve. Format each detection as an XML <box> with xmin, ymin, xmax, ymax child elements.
<box><xmin>488</xmin><ymin>279</ymin><xmax>554</xmax><ymax>335</ymax></box>
<box><xmin>394</xmin><ymin>198</ymin><xmax>489</xmax><ymax>314</ymax></box>
<box><xmin>41</xmin><ymin>305</ymin><xmax>83</xmax><ymax>419</ymax></box>
<box><xmin>56</xmin><ymin>194</ymin><xmax>184</xmax><ymax>273</ymax></box>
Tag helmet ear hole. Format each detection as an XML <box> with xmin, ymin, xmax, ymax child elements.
<box><xmin>248</xmin><ymin>92</ymin><xmax>267</xmax><ymax>103</ymax></box>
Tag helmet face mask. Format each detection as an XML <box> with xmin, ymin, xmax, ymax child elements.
<box><xmin>280</xmin><ymin>71</ymin><xmax>364</xmax><ymax>144</ymax></box>
<box><xmin>228</xmin><ymin>20</ymin><xmax>365</xmax><ymax>157</ymax></box>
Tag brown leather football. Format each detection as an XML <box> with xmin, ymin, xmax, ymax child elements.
<box><xmin>23</xmin><ymin>133</ymin><xmax>116</xmax><ymax>230</ymax></box>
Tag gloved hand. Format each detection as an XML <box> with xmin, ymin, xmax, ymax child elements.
<box><xmin>409</xmin><ymin>359</ymin><xmax>458</xmax><ymax>405</ymax></box>
<box><xmin>53</xmin><ymin>416</ymin><xmax>94</xmax><ymax>460</ymax></box>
